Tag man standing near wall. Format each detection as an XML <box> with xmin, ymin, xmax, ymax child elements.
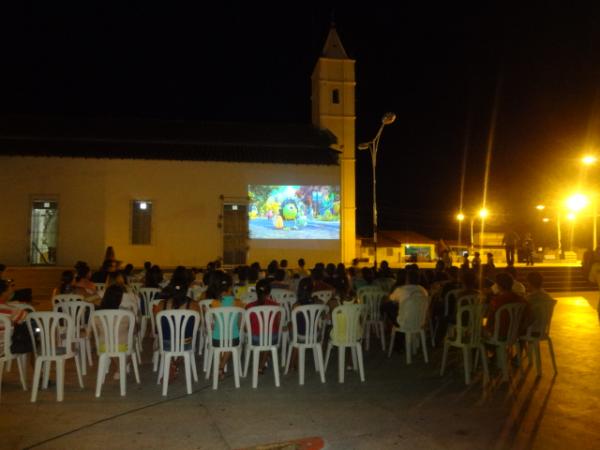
<box><xmin>502</xmin><ymin>229</ymin><xmax>520</xmax><ymax>266</ymax></box>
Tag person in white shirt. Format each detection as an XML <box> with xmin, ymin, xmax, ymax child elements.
<box><xmin>491</xmin><ymin>266</ymin><xmax>526</xmax><ymax>296</ymax></box>
<box><xmin>385</xmin><ymin>267</ymin><xmax>428</xmax><ymax>326</ymax></box>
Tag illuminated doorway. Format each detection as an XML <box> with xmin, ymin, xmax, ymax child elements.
<box><xmin>30</xmin><ymin>199</ymin><xmax>58</xmax><ymax>265</ymax></box>
<box><xmin>222</xmin><ymin>202</ymin><xmax>248</xmax><ymax>266</ymax></box>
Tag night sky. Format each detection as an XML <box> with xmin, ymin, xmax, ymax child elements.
<box><xmin>4</xmin><ymin>3</ymin><xmax>600</xmax><ymax>246</ymax></box>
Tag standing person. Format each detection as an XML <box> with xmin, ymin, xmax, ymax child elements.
<box><xmin>502</xmin><ymin>229</ymin><xmax>520</xmax><ymax>266</ymax></box>
<box><xmin>472</xmin><ymin>252</ymin><xmax>482</xmax><ymax>271</ymax></box>
<box><xmin>523</xmin><ymin>233</ymin><xmax>535</xmax><ymax>266</ymax></box>
<box><xmin>485</xmin><ymin>252</ymin><xmax>495</xmax><ymax>270</ymax></box>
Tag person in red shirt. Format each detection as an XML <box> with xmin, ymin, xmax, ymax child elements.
<box><xmin>485</xmin><ymin>272</ymin><xmax>532</xmax><ymax>338</ymax></box>
<box><xmin>245</xmin><ymin>279</ymin><xmax>280</xmax><ymax>374</ymax></box>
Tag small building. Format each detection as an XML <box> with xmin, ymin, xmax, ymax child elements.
<box><xmin>358</xmin><ymin>230</ymin><xmax>436</xmax><ymax>267</ymax></box>
<box><xmin>0</xmin><ymin>26</ymin><xmax>358</xmax><ymax>269</ymax></box>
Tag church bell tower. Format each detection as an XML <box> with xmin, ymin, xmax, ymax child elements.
<box><xmin>311</xmin><ymin>24</ymin><xmax>356</xmax><ymax>264</ymax></box>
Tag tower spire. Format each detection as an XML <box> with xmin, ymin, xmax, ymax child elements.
<box><xmin>321</xmin><ymin>23</ymin><xmax>348</xmax><ymax>59</ymax></box>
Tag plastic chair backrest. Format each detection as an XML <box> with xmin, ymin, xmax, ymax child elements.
<box><xmin>312</xmin><ymin>290</ymin><xmax>333</xmax><ymax>303</ymax></box>
<box><xmin>444</xmin><ymin>289</ymin><xmax>463</xmax><ymax>316</ymax></box>
<box><xmin>454</xmin><ymin>303</ymin><xmax>486</xmax><ymax>346</ymax></box>
<box><xmin>456</xmin><ymin>293</ymin><xmax>480</xmax><ymax>309</ymax></box>
<box><xmin>358</xmin><ymin>287</ymin><xmax>386</xmax><ymax>321</ymax></box>
<box><xmin>26</xmin><ymin>312</ymin><xmax>74</xmax><ymax>357</ymax></box>
<box><xmin>129</xmin><ymin>282</ymin><xmax>143</xmax><ymax>295</ymax></box>
<box><xmin>525</xmin><ymin>298</ymin><xmax>557</xmax><ymax>339</ymax></box>
<box><xmin>53</xmin><ymin>301</ymin><xmax>94</xmax><ymax>340</ymax></box>
<box><xmin>291</xmin><ymin>304</ymin><xmax>327</xmax><ymax>345</ymax></box>
<box><xmin>206</xmin><ymin>307</ymin><xmax>245</xmax><ymax>348</ymax></box>
<box><xmin>374</xmin><ymin>277</ymin><xmax>396</xmax><ymax>294</ymax></box>
<box><xmin>330</xmin><ymin>303</ymin><xmax>366</xmax><ymax>345</ymax></box>
<box><xmin>490</xmin><ymin>302</ymin><xmax>526</xmax><ymax>344</ymax></box>
<box><xmin>244</xmin><ymin>306</ymin><xmax>284</xmax><ymax>347</ymax></box>
<box><xmin>139</xmin><ymin>287</ymin><xmax>161</xmax><ymax>317</ymax></box>
<box><xmin>52</xmin><ymin>294</ymin><xmax>84</xmax><ymax>308</ymax></box>
<box><xmin>8</xmin><ymin>303</ymin><xmax>36</xmax><ymax>313</ymax></box>
<box><xmin>188</xmin><ymin>285</ymin><xmax>207</xmax><ymax>300</ymax></box>
<box><xmin>270</xmin><ymin>289</ymin><xmax>296</xmax><ymax>304</ymax></box>
<box><xmin>277</xmin><ymin>297</ymin><xmax>295</xmax><ymax>326</ymax></box>
<box><xmin>91</xmin><ymin>309</ymin><xmax>136</xmax><ymax>355</ymax></box>
<box><xmin>156</xmin><ymin>309</ymin><xmax>200</xmax><ymax>353</ymax></box>
<box><xmin>241</xmin><ymin>292</ymin><xmax>257</xmax><ymax>304</ymax></box>
<box><xmin>397</xmin><ymin>293</ymin><xmax>430</xmax><ymax>332</ymax></box>
<box><xmin>0</xmin><ymin>314</ymin><xmax>13</xmax><ymax>358</ymax></box>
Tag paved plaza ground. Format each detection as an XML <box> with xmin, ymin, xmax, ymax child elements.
<box><xmin>1</xmin><ymin>291</ymin><xmax>599</xmax><ymax>450</ymax></box>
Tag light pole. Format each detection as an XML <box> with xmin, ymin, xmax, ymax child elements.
<box><xmin>456</xmin><ymin>213</ymin><xmax>465</xmax><ymax>246</ymax></box>
<box><xmin>358</xmin><ymin>112</ymin><xmax>397</xmax><ymax>269</ymax></box>
<box><xmin>456</xmin><ymin>208</ymin><xmax>488</xmax><ymax>251</ymax></box>
<box><xmin>580</xmin><ymin>155</ymin><xmax>598</xmax><ymax>249</ymax></box>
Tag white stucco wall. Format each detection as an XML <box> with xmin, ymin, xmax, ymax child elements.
<box><xmin>0</xmin><ymin>156</ymin><xmax>341</xmax><ymax>268</ymax></box>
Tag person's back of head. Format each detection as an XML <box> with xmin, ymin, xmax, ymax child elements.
<box><xmin>255</xmin><ymin>278</ymin><xmax>271</xmax><ymax>304</ymax></box>
<box><xmin>526</xmin><ymin>271</ymin><xmax>544</xmax><ymax>290</ymax></box>
<box><xmin>170</xmin><ymin>284</ymin><xmax>189</xmax><ymax>309</ymax></box>
<box><xmin>298</xmin><ymin>258</ymin><xmax>305</xmax><ymax>268</ymax></box>
<box><xmin>448</xmin><ymin>266</ymin><xmax>460</xmax><ymax>281</ymax></box>
<box><xmin>505</xmin><ymin>266</ymin><xmax>518</xmax><ymax>278</ymax></box>
<box><xmin>267</xmin><ymin>260</ymin><xmax>278</xmax><ymax>275</ymax></box>
<box><xmin>248</xmin><ymin>267</ymin><xmax>259</xmax><ymax>283</ymax></box>
<box><xmin>280</xmin><ymin>259</ymin><xmax>288</xmax><ymax>269</ymax></box>
<box><xmin>238</xmin><ymin>266</ymin><xmax>249</xmax><ymax>283</ymax></box>
<box><xmin>215</xmin><ymin>272</ymin><xmax>233</xmax><ymax>298</ymax></box>
<box><xmin>312</xmin><ymin>267</ymin><xmax>325</xmax><ymax>281</ymax></box>
<box><xmin>325</xmin><ymin>263</ymin><xmax>336</xmax><ymax>277</ymax></box>
<box><xmin>100</xmin><ymin>285</ymin><xmax>124</xmax><ymax>309</ymax></box>
<box><xmin>495</xmin><ymin>272</ymin><xmax>514</xmax><ymax>292</ymax></box>
<box><xmin>60</xmin><ymin>270</ymin><xmax>74</xmax><ymax>291</ymax></box>
<box><xmin>144</xmin><ymin>261</ymin><xmax>152</xmax><ymax>271</ymax></box>
<box><xmin>297</xmin><ymin>277</ymin><xmax>314</xmax><ymax>304</ymax></box>
<box><xmin>0</xmin><ymin>263</ymin><xmax>6</xmax><ymax>275</ymax></box>
<box><xmin>75</xmin><ymin>264</ymin><xmax>90</xmax><ymax>282</ymax></box>
<box><xmin>406</xmin><ymin>267</ymin><xmax>420</xmax><ymax>285</ymax></box>
<box><xmin>435</xmin><ymin>260</ymin><xmax>445</xmax><ymax>272</ymax></box>
<box><xmin>170</xmin><ymin>266</ymin><xmax>189</xmax><ymax>289</ymax></box>
<box><xmin>361</xmin><ymin>267</ymin><xmax>374</xmax><ymax>284</ymax></box>
<box><xmin>394</xmin><ymin>269</ymin><xmax>407</xmax><ymax>286</ymax></box>
<box><xmin>274</xmin><ymin>269</ymin><xmax>286</xmax><ymax>282</ymax></box>
<box><xmin>461</xmin><ymin>269</ymin><xmax>478</xmax><ymax>290</ymax></box>
<box><xmin>123</xmin><ymin>264</ymin><xmax>134</xmax><ymax>276</ymax></box>
<box><xmin>106</xmin><ymin>271</ymin><xmax>125</xmax><ymax>287</ymax></box>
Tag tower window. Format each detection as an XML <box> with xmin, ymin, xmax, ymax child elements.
<box><xmin>332</xmin><ymin>89</ymin><xmax>340</xmax><ymax>104</ymax></box>
<box><xmin>131</xmin><ymin>200</ymin><xmax>153</xmax><ymax>245</ymax></box>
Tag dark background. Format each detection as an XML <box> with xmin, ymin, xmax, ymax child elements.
<box><xmin>3</xmin><ymin>2</ymin><xmax>600</xmax><ymax>248</ymax></box>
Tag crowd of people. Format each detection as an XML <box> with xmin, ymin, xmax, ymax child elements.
<box><xmin>0</xmin><ymin>244</ymin><xmax>560</xmax><ymax>387</ymax></box>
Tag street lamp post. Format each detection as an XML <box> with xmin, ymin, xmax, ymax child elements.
<box><xmin>358</xmin><ymin>112</ymin><xmax>397</xmax><ymax>269</ymax></box>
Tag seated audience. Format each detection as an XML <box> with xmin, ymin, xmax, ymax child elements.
<box><xmin>485</xmin><ymin>272</ymin><xmax>532</xmax><ymax>338</ymax></box>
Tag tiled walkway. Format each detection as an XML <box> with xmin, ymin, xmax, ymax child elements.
<box><xmin>1</xmin><ymin>292</ymin><xmax>599</xmax><ymax>450</ymax></box>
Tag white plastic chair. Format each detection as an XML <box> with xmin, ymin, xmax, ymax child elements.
<box><xmin>482</xmin><ymin>302</ymin><xmax>526</xmax><ymax>381</ymax></box>
<box><xmin>52</xmin><ymin>294</ymin><xmax>84</xmax><ymax>308</ymax></box>
<box><xmin>284</xmin><ymin>304</ymin><xmax>327</xmax><ymax>385</ymax></box>
<box><xmin>387</xmin><ymin>293</ymin><xmax>431</xmax><ymax>364</ymax></box>
<box><xmin>0</xmin><ymin>315</ymin><xmax>28</xmax><ymax>399</ymax></box>
<box><xmin>520</xmin><ymin>299</ymin><xmax>557</xmax><ymax>376</ymax></box>
<box><xmin>148</xmin><ymin>299</ymin><xmax>164</xmax><ymax>372</ymax></box>
<box><xmin>243</xmin><ymin>306</ymin><xmax>284</xmax><ymax>388</ymax></box>
<box><xmin>440</xmin><ymin>303</ymin><xmax>489</xmax><ymax>385</ymax></box>
<box><xmin>205</xmin><ymin>306</ymin><xmax>245</xmax><ymax>390</ymax></box>
<box><xmin>129</xmin><ymin>282</ymin><xmax>143</xmax><ymax>296</ymax></box>
<box><xmin>198</xmin><ymin>299</ymin><xmax>214</xmax><ymax>370</ymax></box>
<box><xmin>52</xmin><ymin>300</ymin><xmax>94</xmax><ymax>375</ymax></box>
<box><xmin>156</xmin><ymin>309</ymin><xmax>200</xmax><ymax>395</ymax></box>
<box><xmin>325</xmin><ymin>304</ymin><xmax>366</xmax><ymax>383</ymax></box>
<box><xmin>26</xmin><ymin>312</ymin><xmax>84</xmax><ymax>402</ymax></box>
<box><xmin>241</xmin><ymin>291</ymin><xmax>257</xmax><ymax>305</ymax></box>
<box><xmin>374</xmin><ymin>277</ymin><xmax>396</xmax><ymax>294</ymax></box>
<box><xmin>357</xmin><ymin>287</ymin><xmax>386</xmax><ymax>351</ymax></box>
<box><xmin>312</xmin><ymin>290</ymin><xmax>333</xmax><ymax>303</ymax></box>
<box><xmin>276</xmin><ymin>296</ymin><xmax>296</xmax><ymax>368</ymax></box>
<box><xmin>91</xmin><ymin>309</ymin><xmax>140</xmax><ymax>397</ymax></box>
<box><xmin>138</xmin><ymin>287</ymin><xmax>161</xmax><ymax>343</ymax></box>
<box><xmin>95</xmin><ymin>283</ymin><xmax>106</xmax><ymax>298</ymax></box>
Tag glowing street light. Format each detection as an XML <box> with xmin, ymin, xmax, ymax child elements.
<box><xmin>567</xmin><ymin>212</ymin><xmax>576</xmax><ymax>221</ymax></box>
<box><xmin>582</xmin><ymin>155</ymin><xmax>598</xmax><ymax>166</ymax></box>
<box><xmin>478</xmin><ymin>208</ymin><xmax>489</xmax><ymax>219</ymax></box>
<box><xmin>536</xmin><ymin>204</ymin><xmax>546</xmax><ymax>211</ymax></box>
<box><xmin>566</xmin><ymin>193</ymin><xmax>589</xmax><ymax>212</ymax></box>
<box><xmin>542</xmin><ymin>217</ymin><xmax>550</xmax><ymax>223</ymax></box>
<box><xmin>456</xmin><ymin>212</ymin><xmax>465</xmax><ymax>221</ymax></box>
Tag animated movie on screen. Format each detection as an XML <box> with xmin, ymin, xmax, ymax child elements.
<box><xmin>248</xmin><ymin>185</ymin><xmax>340</xmax><ymax>240</ymax></box>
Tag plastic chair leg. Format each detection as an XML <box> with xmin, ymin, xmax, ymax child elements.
<box><xmin>74</xmin><ymin>355</ymin><xmax>84</xmax><ymax>388</ymax></box>
<box><xmin>183</xmin><ymin>354</ymin><xmax>192</xmax><ymax>395</ymax></box>
<box><xmin>212</xmin><ymin>351</ymin><xmax>220</xmax><ymax>390</ymax></box>
<box><xmin>131</xmin><ymin>353</ymin><xmax>140</xmax><ymax>384</ymax></box>
<box><xmin>190</xmin><ymin>352</ymin><xmax>198</xmax><ymax>382</ymax></box>
<box><xmin>298</xmin><ymin>347</ymin><xmax>306</xmax><ymax>385</ymax></box>
<box><xmin>379</xmin><ymin>322</ymin><xmax>386</xmax><ymax>351</ymax></box>
<box><xmin>440</xmin><ymin>341</ymin><xmax>449</xmax><ymax>376</ymax></box>
<box><xmin>31</xmin><ymin>359</ymin><xmax>42</xmax><ymax>402</ymax></box>
<box><xmin>324</xmin><ymin>342</ymin><xmax>332</xmax><ymax>372</ymax></box>
<box><xmin>42</xmin><ymin>360</ymin><xmax>51</xmax><ymax>389</ymax></box>
<box><xmin>251</xmin><ymin>350</ymin><xmax>260</xmax><ymax>388</ymax></box>
<box><xmin>232</xmin><ymin>349</ymin><xmax>241</xmax><ymax>388</ymax></box>
<box><xmin>387</xmin><ymin>330</ymin><xmax>396</xmax><ymax>358</ymax></box>
<box><xmin>79</xmin><ymin>343</ymin><xmax>87</xmax><ymax>376</ymax></box>
<box><xmin>118</xmin><ymin>355</ymin><xmax>127</xmax><ymax>396</ymax></box>
<box><xmin>547</xmin><ymin>337</ymin><xmax>557</xmax><ymax>374</ymax></box>
<box><xmin>86</xmin><ymin>339</ymin><xmax>93</xmax><ymax>367</ymax></box>
<box><xmin>533</xmin><ymin>342</ymin><xmax>542</xmax><ymax>377</ymax></box>
<box><xmin>243</xmin><ymin>346</ymin><xmax>250</xmax><ymax>378</ymax></box>
<box><xmin>365</xmin><ymin>323</ymin><xmax>371</xmax><ymax>351</ymax></box>
<box><xmin>95</xmin><ymin>355</ymin><xmax>105</xmax><ymax>397</ymax></box>
<box><xmin>312</xmin><ymin>346</ymin><xmax>321</xmax><ymax>371</ymax></box>
<box><xmin>16</xmin><ymin>355</ymin><xmax>27</xmax><ymax>391</ymax></box>
<box><xmin>315</xmin><ymin>345</ymin><xmax>326</xmax><ymax>384</ymax></box>
<box><xmin>498</xmin><ymin>347</ymin><xmax>508</xmax><ymax>381</ymax></box>
<box><xmin>479</xmin><ymin>344</ymin><xmax>490</xmax><ymax>385</ymax></box>
<box><xmin>205</xmin><ymin>348</ymin><xmax>214</xmax><ymax>380</ymax></box>
<box><xmin>284</xmin><ymin>344</ymin><xmax>293</xmax><ymax>375</ymax></box>
<box><xmin>162</xmin><ymin>354</ymin><xmax>171</xmax><ymax>396</ymax></box>
<box><xmin>271</xmin><ymin>349</ymin><xmax>280</xmax><ymax>387</ymax></box>
<box><xmin>405</xmin><ymin>334</ymin><xmax>412</xmax><ymax>365</ymax></box>
<box><xmin>420</xmin><ymin>331</ymin><xmax>429</xmax><ymax>363</ymax></box>
<box><xmin>280</xmin><ymin>332</ymin><xmax>288</xmax><ymax>368</ymax></box>
<box><xmin>338</xmin><ymin>346</ymin><xmax>345</xmax><ymax>383</ymax></box>
<box><xmin>462</xmin><ymin>347</ymin><xmax>471</xmax><ymax>385</ymax></box>
<box><xmin>157</xmin><ymin>354</ymin><xmax>164</xmax><ymax>384</ymax></box>
<box><xmin>356</xmin><ymin>344</ymin><xmax>365</xmax><ymax>382</ymax></box>
<box><xmin>0</xmin><ymin>360</ymin><xmax>4</xmax><ymax>399</ymax></box>
<box><xmin>56</xmin><ymin>360</ymin><xmax>65</xmax><ymax>402</ymax></box>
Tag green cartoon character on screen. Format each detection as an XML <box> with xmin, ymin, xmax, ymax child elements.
<box><xmin>279</xmin><ymin>198</ymin><xmax>305</xmax><ymax>230</ymax></box>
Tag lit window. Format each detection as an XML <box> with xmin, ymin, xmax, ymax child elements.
<box><xmin>132</xmin><ymin>200</ymin><xmax>152</xmax><ymax>245</ymax></box>
<box><xmin>332</xmin><ymin>89</ymin><xmax>340</xmax><ymax>104</ymax></box>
